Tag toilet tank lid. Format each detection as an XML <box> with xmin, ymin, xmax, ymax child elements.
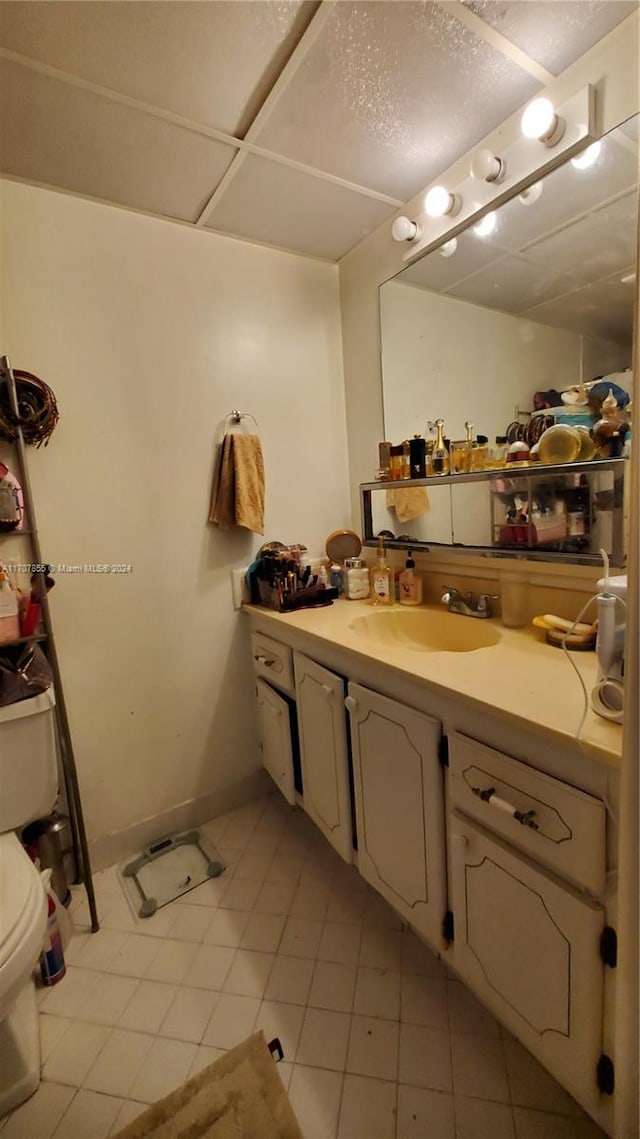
<box><xmin>0</xmin><ymin>833</ymin><xmax>44</xmax><ymax>963</ymax></box>
<box><xmin>0</xmin><ymin>688</ymin><xmax>55</xmax><ymax>725</ymax></box>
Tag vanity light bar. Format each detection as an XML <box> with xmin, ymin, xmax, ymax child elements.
<box><xmin>402</xmin><ymin>85</ymin><xmax>595</xmax><ymax>263</ymax></box>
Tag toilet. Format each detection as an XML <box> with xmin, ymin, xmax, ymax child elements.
<box><xmin>0</xmin><ymin>689</ymin><xmax>58</xmax><ymax>1116</ymax></box>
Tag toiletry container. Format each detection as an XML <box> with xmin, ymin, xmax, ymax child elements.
<box><xmin>389</xmin><ymin>445</ymin><xmax>404</xmax><ymax>481</ymax></box>
<box><xmin>0</xmin><ymin>569</ymin><xmax>19</xmax><ymax>644</ymax></box>
<box><xmin>399</xmin><ymin>551</ymin><xmax>422</xmax><ymax>606</ymax></box>
<box><xmin>537</xmin><ymin>424</ymin><xmax>580</xmax><ymax>465</ymax></box>
<box><xmin>506</xmin><ymin>440</ymin><xmax>530</xmax><ymax>466</ymax></box>
<box><xmin>378</xmin><ymin>441</ymin><xmax>392</xmax><ymax>480</ymax></box>
<box><xmin>409</xmin><ymin>436</ymin><xmax>426</xmax><ymax>478</ymax></box>
<box><xmin>345</xmin><ymin>558</ymin><xmax>370</xmax><ymax>600</ymax></box>
<box><xmin>330</xmin><ymin>564</ymin><xmax>344</xmax><ymax>595</ymax></box>
<box><xmin>592</xmin><ymin>390</ymin><xmax>622</xmax><ymax>457</ymax></box>
<box><xmin>500</xmin><ymin>570</ymin><xmax>529</xmax><ymax>628</ymax></box>
<box><xmin>369</xmin><ymin>539</ymin><xmax>393</xmax><ymax>606</ymax></box>
<box><xmin>431</xmin><ymin>420</ymin><xmax>449</xmax><ymax>475</ymax></box>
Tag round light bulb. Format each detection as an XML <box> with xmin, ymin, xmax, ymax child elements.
<box><xmin>518</xmin><ymin>181</ymin><xmax>543</xmax><ymax>206</ymax></box>
<box><xmin>391</xmin><ymin>215</ymin><xmax>419</xmax><ymax>242</ymax></box>
<box><xmin>440</xmin><ymin>238</ymin><xmax>458</xmax><ymax>258</ymax></box>
<box><xmin>473</xmin><ymin>212</ymin><xmax>497</xmax><ymax>238</ymax></box>
<box><xmin>521</xmin><ymin>97</ymin><xmax>556</xmax><ymax>139</ymax></box>
<box><xmin>470</xmin><ymin>148</ymin><xmax>505</xmax><ymax>183</ymax></box>
<box><xmin>425</xmin><ymin>185</ymin><xmax>459</xmax><ymax>218</ymax></box>
<box><xmin>571</xmin><ymin>140</ymin><xmax>602</xmax><ymax>170</ymax></box>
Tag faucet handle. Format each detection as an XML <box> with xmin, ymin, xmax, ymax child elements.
<box><xmin>441</xmin><ymin>585</ymin><xmax>457</xmax><ymax>604</ymax></box>
<box><xmin>477</xmin><ymin>593</ymin><xmax>499</xmax><ymax>615</ymax></box>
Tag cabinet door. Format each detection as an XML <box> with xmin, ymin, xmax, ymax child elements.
<box><xmin>449</xmin><ymin>811</ymin><xmax>604</xmax><ymax>1113</ymax></box>
<box><xmin>346</xmin><ymin>682</ymin><xmax>446</xmax><ymax>949</ymax></box>
<box><xmin>255</xmin><ymin>678</ymin><xmax>295</xmax><ymax>805</ymax></box>
<box><xmin>294</xmin><ymin>653</ymin><xmax>352</xmax><ymax>863</ymax></box>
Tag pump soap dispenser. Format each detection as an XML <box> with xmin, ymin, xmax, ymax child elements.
<box><xmin>370</xmin><ymin>538</ymin><xmax>393</xmax><ymax>606</ymax></box>
<box><xmin>399</xmin><ymin>550</ymin><xmax>422</xmax><ymax>606</ymax></box>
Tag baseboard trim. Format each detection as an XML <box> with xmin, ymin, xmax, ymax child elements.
<box><xmin>87</xmin><ymin>768</ymin><xmax>271</xmax><ymax>872</ymax></box>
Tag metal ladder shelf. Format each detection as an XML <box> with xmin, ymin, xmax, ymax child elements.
<box><xmin>0</xmin><ymin>354</ymin><xmax>99</xmax><ymax>932</ymax></box>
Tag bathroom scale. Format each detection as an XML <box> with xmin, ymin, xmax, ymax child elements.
<box><xmin>119</xmin><ymin>830</ymin><xmax>225</xmax><ymax>917</ymax></box>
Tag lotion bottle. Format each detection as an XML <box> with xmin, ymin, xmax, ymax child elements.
<box><xmin>399</xmin><ymin>550</ymin><xmax>422</xmax><ymax>606</ymax></box>
<box><xmin>369</xmin><ymin>539</ymin><xmax>393</xmax><ymax>606</ymax></box>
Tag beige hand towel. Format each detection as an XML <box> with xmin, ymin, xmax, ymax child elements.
<box><xmin>209</xmin><ymin>433</ymin><xmax>265</xmax><ymax>535</ymax></box>
<box><xmin>386</xmin><ymin>485</ymin><xmax>430</xmax><ymax>523</ymax></box>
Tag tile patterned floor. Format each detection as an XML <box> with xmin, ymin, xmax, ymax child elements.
<box><xmin>1</xmin><ymin>795</ymin><xmax>607</xmax><ymax>1139</ymax></box>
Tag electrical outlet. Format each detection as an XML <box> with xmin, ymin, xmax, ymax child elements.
<box><xmin>230</xmin><ymin>568</ymin><xmax>249</xmax><ymax>610</ymax></box>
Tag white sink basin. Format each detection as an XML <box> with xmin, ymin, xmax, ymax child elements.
<box><xmin>349</xmin><ymin>608</ymin><xmax>502</xmax><ymax>653</ymax></box>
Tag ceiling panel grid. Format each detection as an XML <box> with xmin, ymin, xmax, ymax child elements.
<box><xmin>0</xmin><ymin>0</ymin><xmax>637</xmax><ymax>259</ymax></box>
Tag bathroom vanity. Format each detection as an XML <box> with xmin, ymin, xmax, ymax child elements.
<box><xmin>245</xmin><ymin>599</ymin><xmax>621</xmax><ymax>1135</ymax></box>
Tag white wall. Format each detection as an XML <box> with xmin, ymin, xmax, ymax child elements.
<box><xmin>0</xmin><ymin>179</ymin><xmax>350</xmax><ymax>864</ymax></box>
<box><xmin>381</xmin><ymin>281</ymin><xmax>590</xmax><ymax>443</ymax></box>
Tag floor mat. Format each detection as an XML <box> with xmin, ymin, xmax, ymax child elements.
<box><xmin>111</xmin><ymin>1031</ymin><xmax>303</xmax><ymax>1139</ymax></box>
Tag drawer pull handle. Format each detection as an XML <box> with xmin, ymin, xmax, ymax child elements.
<box><xmin>255</xmin><ymin>655</ymin><xmax>276</xmax><ymax>667</ymax></box>
<box><xmin>321</xmin><ymin>684</ymin><xmax>332</xmax><ymax>696</ymax></box>
<box><xmin>471</xmin><ymin>786</ymin><xmax>539</xmax><ymax>831</ymax></box>
<box><xmin>344</xmin><ymin>696</ymin><xmax>358</xmax><ymax>713</ymax></box>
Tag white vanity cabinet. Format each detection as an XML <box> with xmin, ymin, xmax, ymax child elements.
<box><xmin>246</xmin><ymin>608</ymin><xmax>619</xmax><ymax>1134</ymax></box>
<box><xmin>293</xmin><ymin>652</ymin><xmax>353</xmax><ymax>863</ymax></box>
<box><xmin>251</xmin><ymin>632</ymin><xmax>297</xmax><ymax>805</ymax></box>
<box><xmin>447</xmin><ymin>732</ymin><xmax>609</xmax><ymax>1113</ymax></box>
<box><xmin>255</xmin><ymin>678</ymin><xmax>296</xmax><ymax>805</ymax></box>
<box><xmin>449</xmin><ymin>812</ymin><xmax>605</xmax><ymax>1112</ymax></box>
<box><xmin>346</xmin><ymin>682</ymin><xmax>447</xmax><ymax>950</ymax></box>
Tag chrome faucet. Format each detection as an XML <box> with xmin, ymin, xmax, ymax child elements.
<box><xmin>441</xmin><ymin>586</ymin><xmax>498</xmax><ymax>619</ymax></box>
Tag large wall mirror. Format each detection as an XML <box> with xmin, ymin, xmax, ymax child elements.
<box><xmin>376</xmin><ymin>113</ymin><xmax>637</xmax><ymax>563</ymax></box>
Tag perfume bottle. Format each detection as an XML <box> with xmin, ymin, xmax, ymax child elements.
<box><xmin>593</xmin><ymin>389</ymin><xmax>622</xmax><ymax>457</ymax></box>
<box><xmin>369</xmin><ymin>538</ymin><xmax>393</xmax><ymax>606</ymax></box>
<box><xmin>431</xmin><ymin>419</ymin><xmax>449</xmax><ymax>475</ymax></box>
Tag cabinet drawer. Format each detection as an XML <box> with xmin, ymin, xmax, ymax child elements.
<box><xmin>448</xmin><ymin>732</ymin><xmax>605</xmax><ymax>895</ymax></box>
<box><xmin>251</xmin><ymin>632</ymin><xmax>294</xmax><ymax>694</ymax></box>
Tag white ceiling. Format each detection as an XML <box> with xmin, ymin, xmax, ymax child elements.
<box><xmin>0</xmin><ymin>0</ymin><xmax>637</xmax><ymax>260</ymax></box>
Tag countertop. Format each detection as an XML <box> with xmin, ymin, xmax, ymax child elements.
<box><xmin>244</xmin><ymin>600</ymin><xmax>622</xmax><ymax>767</ymax></box>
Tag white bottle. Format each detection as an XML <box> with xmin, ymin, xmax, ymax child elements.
<box><xmin>0</xmin><ymin>567</ymin><xmax>20</xmax><ymax>643</ymax></box>
<box><xmin>399</xmin><ymin>551</ymin><xmax>422</xmax><ymax>606</ymax></box>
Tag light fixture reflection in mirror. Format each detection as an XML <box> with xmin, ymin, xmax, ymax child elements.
<box><xmin>571</xmin><ymin>140</ymin><xmax>602</xmax><ymax>170</ymax></box>
<box><xmin>473</xmin><ymin>212</ymin><xmax>497</xmax><ymax>238</ymax></box>
<box><xmin>518</xmin><ymin>181</ymin><xmax>543</xmax><ymax>205</ymax></box>
<box><xmin>440</xmin><ymin>238</ymin><xmax>458</xmax><ymax>258</ymax></box>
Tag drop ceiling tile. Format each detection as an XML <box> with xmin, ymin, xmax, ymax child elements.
<box><xmin>255</xmin><ymin>1</ymin><xmax>540</xmax><ymax>200</ymax></box>
<box><xmin>399</xmin><ymin>233</ymin><xmax>506</xmax><ymax>294</ymax></box>
<box><xmin>464</xmin><ymin>1</ymin><xmax>638</xmax><ymax>76</ymax></box>
<box><xmin>0</xmin><ymin>1</ymin><xmax>316</xmax><ymax>136</ymax></box>
<box><xmin>447</xmin><ymin>254</ymin><xmax>575</xmax><ymax>313</ymax></box>
<box><xmin>204</xmin><ymin>155</ymin><xmax>394</xmax><ymax>260</ymax></box>
<box><xmin>524</xmin><ymin>190</ymin><xmax>638</xmax><ymax>285</ymax></box>
<box><xmin>491</xmin><ymin>131</ymin><xmax>639</xmax><ymax>252</ymax></box>
<box><xmin>0</xmin><ymin>58</ymin><xmax>236</xmax><ymax>220</ymax></box>
<box><xmin>524</xmin><ymin>274</ymin><xmax>635</xmax><ymax>345</ymax></box>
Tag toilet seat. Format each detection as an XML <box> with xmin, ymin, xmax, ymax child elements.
<box><xmin>0</xmin><ymin>833</ymin><xmax>46</xmax><ymax>1015</ymax></box>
